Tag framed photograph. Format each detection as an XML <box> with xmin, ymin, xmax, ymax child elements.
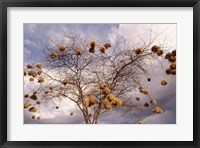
<box><xmin>0</xmin><ymin>0</ymin><xmax>199</xmax><ymax>147</ymax></box>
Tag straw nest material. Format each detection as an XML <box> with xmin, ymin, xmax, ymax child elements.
<box><xmin>45</xmin><ymin>91</ymin><xmax>49</xmax><ymax>94</ymax></box>
<box><xmin>165</xmin><ymin>53</ymin><xmax>172</xmax><ymax>59</ymax></box>
<box><xmin>32</xmin><ymin>115</ymin><xmax>36</xmax><ymax>119</ymax></box>
<box><xmin>30</xmin><ymin>94</ymin><xmax>37</xmax><ymax>100</ymax></box>
<box><xmin>166</xmin><ymin>69</ymin><xmax>171</xmax><ymax>75</ymax></box>
<box><xmin>24</xmin><ymin>94</ymin><xmax>29</xmax><ymax>98</ymax></box>
<box><xmin>157</xmin><ymin>49</ymin><xmax>164</xmax><ymax>56</ymax></box>
<box><xmin>172</xmin><ymin>50</ymin><xmax>176</xmax><ymax>56</ymax></box>
<box><xmin>36</xmin><ymin>64</ymin><xmax>42</xmax><ymax>69</ymax></box>
<box><xmin>49</xmin><ymin>86</ymin><xmax>53</xmax><ymax>90</ymax></box>
<box><xmin>105</xmin><ymin>102</ymin><xmax>112</xmax><ymax>110</ymax></box>
<box><xmin>38</xmin><ymin>76</ymin><xmax>44</xmax><ymax>83</ymax></box>
<box><xmin>99</xmin><ymin>83</ymin><xmax>107</xmax><ymax>89</ymax></box>
<box><xmin>100</xmin><ymin>46</ymin><xmax>107</xmax><ymax>53</ymax></box>
<box><xmin>144</xmin><ymin>102</ymin><xmax>150</xmax><ymax>107</ymax></box>
<box><xmin>24</xmin><ymin>102</ymin><xmax>30</xmax><ymax>108</ymax></box>
<box><xmin>50</xmin><ymin>52</ymin><xmax>58</xmax><ymax>59</ymax></box>
<box><xmin>170</xmin><ymin>69</ymin><xmax>176</xmax><ymax>75</ymax></box>
<box><xmin>136</xmin><ymin>97</ymin><xmax>140</xmax><ymax>101</ymax></box>
<box><xmin>90</xmin><ymin>40</ymin><xmax>97</xmax><ymax>48</ymax></box>
<box><xmin>83</xmin><ymin>98</ymin><xmax>90</xmax><ymax>107</ymax></box>
<box><xmin>169</xmin><ymin>56</ymin><xmax>176</xmax><ymax>62</ymax></box>
<box><xmin>139</xmin><ymin>88</ymin><xmax>149</xmax><ymax>94</ymax></box>
<box><xmin>150</xmin><ymin>99</ymin><xmax>157</xmax><ymax>105</ymax></box>
<box><xmin>101</xmin><ymin>99</ymin><xmax>109</xmax><ymax>106</ymax></box>
<box><xmin>27</xmin><ymin>64</ymin><xmax>33</xmax><ymax>69</ymax></box>
<box><xmin>62</xmin><ymin>78</ymin><xmax>68</xmax><ymax>85</ymax></box>
<box><xmin>102</xmin><ymin>87</ymin><xmax>111</xmax><ymax>95</ymax></box>
<box><xmin>152</xmin><ymin>106</ymin><xmax>163</xmax><ymax>114</ymax></box>
<box><xmin>24</xmin><ymin>71</ymin><xmax>26</xmax><ymax>76</ymax></box>
<box><xmin>107</xmin><ymin>94</ymin><xmax>116</xmax><ymax>101</ymax></box>
<box><xmin>89</xmin><ymin>48</ymin><xmax>95</xmax><ymax>53</ymax></box>
<box><xmin>75</xmin><ymin>48</ymin><xmax>83</xmax><ymax>56</ymax></box>
<box><xmin>151</xmin><ymin>45</ymin><xmax>160</xmax><ymax>52</ymax></box>
<box><xmin>36</xmin><ymin>100</ymin><xmax>41</xmax><ymax>105</ymax></box>
<box><xmin>29</xmin><ymin>107</ymin><xmax>37</xmax><ymax>112</ymax></box>
<box><xmin>135</xmin><ymin>48</ymin><xmax>142</xmax><ymax>55</ymax></box>
<box><xmin>59</xmin><ymin>44</ymin><xmax>66</xmax><ymax>52</ymax></box>
<box><xmin>147</xmin><ymin>78</ymin><xmax>151</xmax><ymax>82</ymax></box>
<box><xmin>161</xmin><ymin>80</ymin><xmax>168</xmax><ymax>86</ymax></box>
<box><xmin>28</xmin><ymin>70</ymin><xmax>37</xmax><ymax>77</ymax></box>
<box><xmin>89</xmin><ymin>95</ymin><xmax>97</xmax><ymax>105</ymax></box>
<box><xmin>30</xmin><ymin>77</ymin><xmax>34</xmax><ymax>81</ymax></box>
<box><xmin>137</xmin><ymin>120</ymin><xmax>142</xmax><ymax>124</ymax></box>
<box><xmin>37</xmin><ymin>71</ymin><xmax>42</xmax><ymax>75</ymax></box>
<box><xmin>170</xmin><ymin>63</ymin><xmax>176</xmax><ymax>70</ymax></box>
<box><xmin>104</xmin><ymin>43</ymin><xmax>111</xmax><ymax>49</ymax></box>
<box><xmin>115</xmin><ymin>98</ymin><xmax>122</xmax><ymax>106</ymax></box>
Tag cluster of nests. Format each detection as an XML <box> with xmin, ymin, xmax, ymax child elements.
<box><xmin>83</xmin><ymin>95</ymin><xmax>97</xmax><ymax>108</ymax></box>
<box><xmin>89</xmin><ymin>40</ymin><xmax>112</xmax><ymax>54</ymax></box>
<box><xmin>147</xmin><ymin>78</ymin><xmax>168</xmax><ymax>86</ymax></box>
<box><xmin>32</xmin><ymin>115</ymin><xmax>40</xmax><ymax>120</ymax></box>
<box><xmin>25</xmin><ymin>64</ymin><xmax>44</xmax><ymax>83</ymax></box>
<box><xmin>99</xmin><ymin>83</ymin><xmax>123</xmax><ymax>110</ymax></box>
<box><xmin>139</xmin><ymin>87</ymin><xmax>150</xmax><ymax>95</ymax></box>
<box><xmin>165</xmin><ymin>50</ymin><xmax>176</xmax><ymax>75</ymax></box>
<box><xmin>151</xmin><ymin>45</ymin><xmax>164</xmax><ymax>56</ymax></box>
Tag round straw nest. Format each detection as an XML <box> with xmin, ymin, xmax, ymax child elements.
<box><xmin>147</xmin><ymin>78</ymin><xmax>151</xmax><ymax>82</ymax></box>
<box><xmin>49</xmin><ymin>86</ymin><xmax>53</xmax><ymax>90</ymax></box>
<box><xmin>135</xmin><ymin>48</ymin><xmax>142</xmax><ymax>55</ymax></box>
<box><xmin>27</xmin><ymin>64</ymin><xmax>33</xmax><ymax>69</ymax></box>
<box><xmin>161</xmin><ymin>80</ymin><xmax>168</xmax><ymax>86</ymax></box>
<box><xmin>90</xmin><ymin>40</ymin><xmax>97</xmax><ymax>48</ymax></box>
<box><xmin>24</xmin><ymin>94</ymin><xmax>29</xmax><ymax>98</ymax></box>
<box><xmin>75</xmin><ymin>48</ymin><xmax>83</xmax><ymax>56</ymax></box>
<box><xmin>104</xmin><ymin>102</ymin><xmax>112</xmax><ymax>110</ymax></box>
<box><xmin>99</xmin><ymin>83</ymin><xmax>107</xmax><ymax>89</ymax></box>
<box><xmin>139</xmin><ymin>88</ymin><xmax>150</xmax><ymax>95</ymax></box>
<box><xmin>136</xmin><ymin>97</ymin><xmax>140</xmax><ymax>101</ymax></box>
<box><xmin>32</xmin><ymin>115</ymin><xmax>36</xmax><ymax>119</ymax></box>
<box><xmin>102</xmin><ymin>87</ymin><xmax>111</xmax><ymax>95</ymax></box>
<box><xmin>36</xmin><ymin>64</ymin><xmax>42</xmax><ymax>69</ymax></box>
<box><xmin>150</xmin><ymin>99</ymin><xmax>157</xmax><ymax>105</ymax></box>
<box><xmin>89</xmin><ymin>95</ymin><xmax>97</xmax><ymax>105</ymax></box>
<box><xmin>151</xmin><ymin>45</ymin><xmax>160</xmax><ymax>52</ymax></box>
<box><xmin>172</xmin><ymin>50</ymin><xmax>176</xmax><ymax>56</ymax></box>
<box><xmin>24</xmin><ymin>101</ymin><xmax>30</xmax><ymax>108</ymax></box>
<box><xmin>50</xmin><ymin>52</ymin><xmax>58</xmax><ymax>59</ymax></box>
<box><xmin>152</xmin><ymin>106</ymin><xmax>163</xmax><ymax>114</ymax></box>
<box><xmin>38</xmin><ymin>76</ymin><xmax>44</xmax><ymax>83</ymax></box>
<box><xmin>100</xmin><ymin>46</ymin><xmax>107</xmax><ymax>53</ymax></box>
<box><xmin>170</xmin><ymin>63</ymin><xmax>176</xmax><ymax>70</ymax></box>
<box><xmin>157</xmin><ymin>49</ymin><xmax>164</xmax><ymax>56</ymax></box>
<box><xmin>104</xmin><ymin>43</ymin><xmax>111</xmax><ymax>49</ymax></box>
<box><xmin>36</xmin><ymin>100</ymin><xmax>41</xmax><ymax>105</ymax></box>
<box><xmin>144</xmin><ymin>102</ymin><xmax>150</xmax><ymax>107</ymax></box>
<box><xmin>170</xmin><ymin>69</ymin><xmax>176</xmax><ymax>75</ymax></box>
<box><xmin>29</xmin><ymin>107</ymin><xmax>37</xmax><ymax>112</ymax></box>
<box><xmin>165</xmin><ymin>53</ymin><xmax>172</xmax><ymax>59</ymax></box>
<box><xmin>166</xmin><ymin>69</ymin><xmax>171</xmax><ymax>75</ymax></box>
<box><xmin>30</xmin><ymin>94</ymin><xmax>37</xmax><ymax>100</ymax></box>
<box><xmin>89</xmin><ymin>48</ymin><xmax>95</xmax><ymax>53</ymax></box>
<box><xmin>28</xmin><ymin>70</ymin><xmax>37</xmax><ymax>77</ymax></box>
<box><xmin>137</xmin><ymin>120</ymin><xmax>142</xmax><ymax>124</ymax></box>
<box><xmin>30</xmin><ymin>77</ymin><xmax>34</xmax><ymax>81</ymax></box>
<box><xmin>83</xmin><ymin>98</ymin><xmax>90</xmax><ymax>107</ymax></box>
<box><xmin>62</xmin><ymin>78</ymin><xmax>68</xmax><ymax>85</ymax></box>
<box><xmin>59</xmin><ymin>44</ymin><xmax>66</xmax><ymax>52</ymax></box>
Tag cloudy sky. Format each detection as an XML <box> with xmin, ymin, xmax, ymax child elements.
<box><xmin>24</xmin><ymin>24</ymin><xmax>176</xmax><ymax>124</ymax></box>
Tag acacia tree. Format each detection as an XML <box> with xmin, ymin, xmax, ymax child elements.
<box><xmin>24</xmin><ymin>33</ymin><xmax>176</xmax><ymax>124</ymax></box>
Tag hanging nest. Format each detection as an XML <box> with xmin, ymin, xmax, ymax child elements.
<box><xmin>140</xmin><ymin>88</ymin><xmax>149</xmax><ymax>94</ymax></box>
<box><xmin>115</xmin><ymin>98</ymin><xmax>122</xmax><ymax>106</ymax></box>
<box><xmin>135</xmin><ymin>48</ymin><xmax>142</xmax><ymax>55</ymax></box>
<box><xmin>151</xmin><ymin>45</ymin><xmax>160</xmax><ymax>52</ymax></box>
<box><xmin>165</xmin><ymin>53</ymin><xmax>172</xmax><ymax>59</ymax></box>
<box><xmin>101</xmin><ymin>99</ymin><xmax>109</xmax><ymax>106</ymax></box>
<box><xmin>24</xmin><ymin>71</ymin><xmax>27</xmax><ymax>76</ymax></box>
<box><xmin>99</xmin><ymin>83</ymin><xmax>107</xmax><ymax>89</ymax></box>
<box><xmin>100</xmin><ymin>46</ymin><xmax>107</xmax><ymax>53</ymax></box>
<box><xmin>102</xmin><ymin>87</ymin><xmax>111</xmax><ymax>95</ymax></box>
<box><xmin>50</xmin><ymin>52</ymin><xmax>58</xmax><ymax>59</ymax></box>
<box><xmin>28</xmin><ymin>70</ymin><xmax>37</xmax><ymax>77</ymax></box>
<box><xmin>37</xmin><ymin>116</ymin><xmax>40</xmax><ymax>120</ymax></box>
<box><xmin>36</xmin><ymin>64</ymin><xmax>42</xmax><ymax>69</ymax></box>
<box><xmin>38</xmin><ymin>76</ymin><xmax>44</xmax><ymax>83</ymax></box>
<box><xmin>89</xmin><ymin>95</ymin><xmax>97</xmax><ymax>105</ymax></box>
<box><xmin>37</xmin><ymin>71</ymin><xmax>42</xmax><ymax>75</ymax></box>
<box><xmin>105</xmin><ymin>102</ymin><xmax>112</xmax><ymax>110</ymax></box>
<box><xmin>30</xmin><ymin>77</ymin><xmax>34</xmax><ymax>81</ymax></box>
<box><xmin>152</xmin><ymin>106</ymin><xmax>163</xmax><ymax>114</ymax></box>
<box><xmin>157</xmin><ymin>49</ymin><xmax>164</xmax><ymax>56</ymax></box>
<box><xmin>27</xmin><ymin>64</ymin><xmax>33</xmax><ymax>69</ymax></box>
<box><xmin>172</xmin><ymin>50</ymin><xmax>176</xmax><ymax>56</ymax></box>
<box><xmin>170</xmin><ymin>63</ymin><xmax>176</xmax><ymax>70</ymax></box>
<box><xmin>30</xmin><ymin>94</ymin><xmax>37</xmax><ymax>100</ymax></box>
<box><xmin>136</xmin><ymin>97</ymin><xmax>140</xmax><ymax>101</ymax></box>
<box><xmin>29</xmin><ymin>107</ymin><xmax>37</xmax><ymax>112</ymax></box>
<box><xmin>83</xmin><ymin>98</ymin><xmax>90</xmax><ymax>107</ymax></box>
<box><xmin>75</xmin><ymin>48</ymin><xmax>83</xmax><ymax>56</ymax></box>
<box><xmin>59</xmin><ymin>44</ymin><xmax>66</xmax><ymax>52</ymax></box>
<box><xmin>24</xmin><ymin>94</ymin><xmax>29</xmax><ymax>98</ymax></box>
<box><xmin>137</xmin><ymin>120</ymin><xmax>142</xmax><ymax>124</ymax></box>
<box><xmin>107</xmin><ymin>94</ymin><xmax>116</xmax><ymax>101</ymax></box>
<box><xmin>104</xmin><ymin>43</ymin><xmax>111</xmax><ymax>49</ymax></box>
<box><xmin>49</xmin><ymin>86</ymin><xmax>53</xmax><ymax>90</ymax></box>
<box><xmin>24</xmin><ymin>102</ymin><xmax>30</xmax><ymax>108</ymax></box>
<box><xmin>150</xmin><ymin>99</ymin><xmax>157</xmax><ymax>105</ymax></box>
<box><xmin>70</xmin><ymin>113</ymin><xmax>73</xmax><ymax>116</ymax></box>
<box><xmin>147</xmin><ymin>78</ymin><xmax>151</xmax><ymax>82</ymax></box>
<box><xmin>36</xmin><ymin>100</ymin><xmax>41</xmax><ymax>105</ymax></box>
<box><xmin>170</xmin><ymin>69</ymin><xmax>176</xmax><ymax>75</ymax></box>
<box><xmin>144</xmin><ymin>102</ymin><xmax>150</xmax><ymax>107</ymax></box>
<box><xmin>90</xmin><ymin>40</ymin><xmax>97</xmax><ymax>48</ymax></box>
<box><xmin>166</xmin><ymin>69</ymin><xmax>171</xmax><ymax>75</ymax></box>
<box><xmin>62</xmin><ymin>78</ymin><xmax>68</xmax><ymax>85</ymax></box>
<box><xmin>55</xmin><ymin>106</ymin><xmax>59</xmax><ymax>109</ymax></box>
<box><xmin>169</xmin><ymin>56</ymin><xmax>176</xmax><ymax>62</ymax></box>
<box><xmin>161</xmin><ymin>80</ymin><xmax>168</xmax><ymax>86</ymax></box>
<box><xmin>32</xmin><ymin>115</ymin><xmax>36</xmax><ymax>119</ymax></box>
<box><xmin>89</xmin><ymin>47</ymin><xmax>95</xmax><ymax>53</ymax></box>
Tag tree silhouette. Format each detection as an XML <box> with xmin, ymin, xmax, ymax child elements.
<box><xmin>24</xmin><ymin>33</ymin><xmax>176</xmax><ymax>124</ymax></box>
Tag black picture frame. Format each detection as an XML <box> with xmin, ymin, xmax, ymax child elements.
<box><xmin>0</xmin><ymin>0</ymin><xmax>199</xmax><ymax>148</ymax></box>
